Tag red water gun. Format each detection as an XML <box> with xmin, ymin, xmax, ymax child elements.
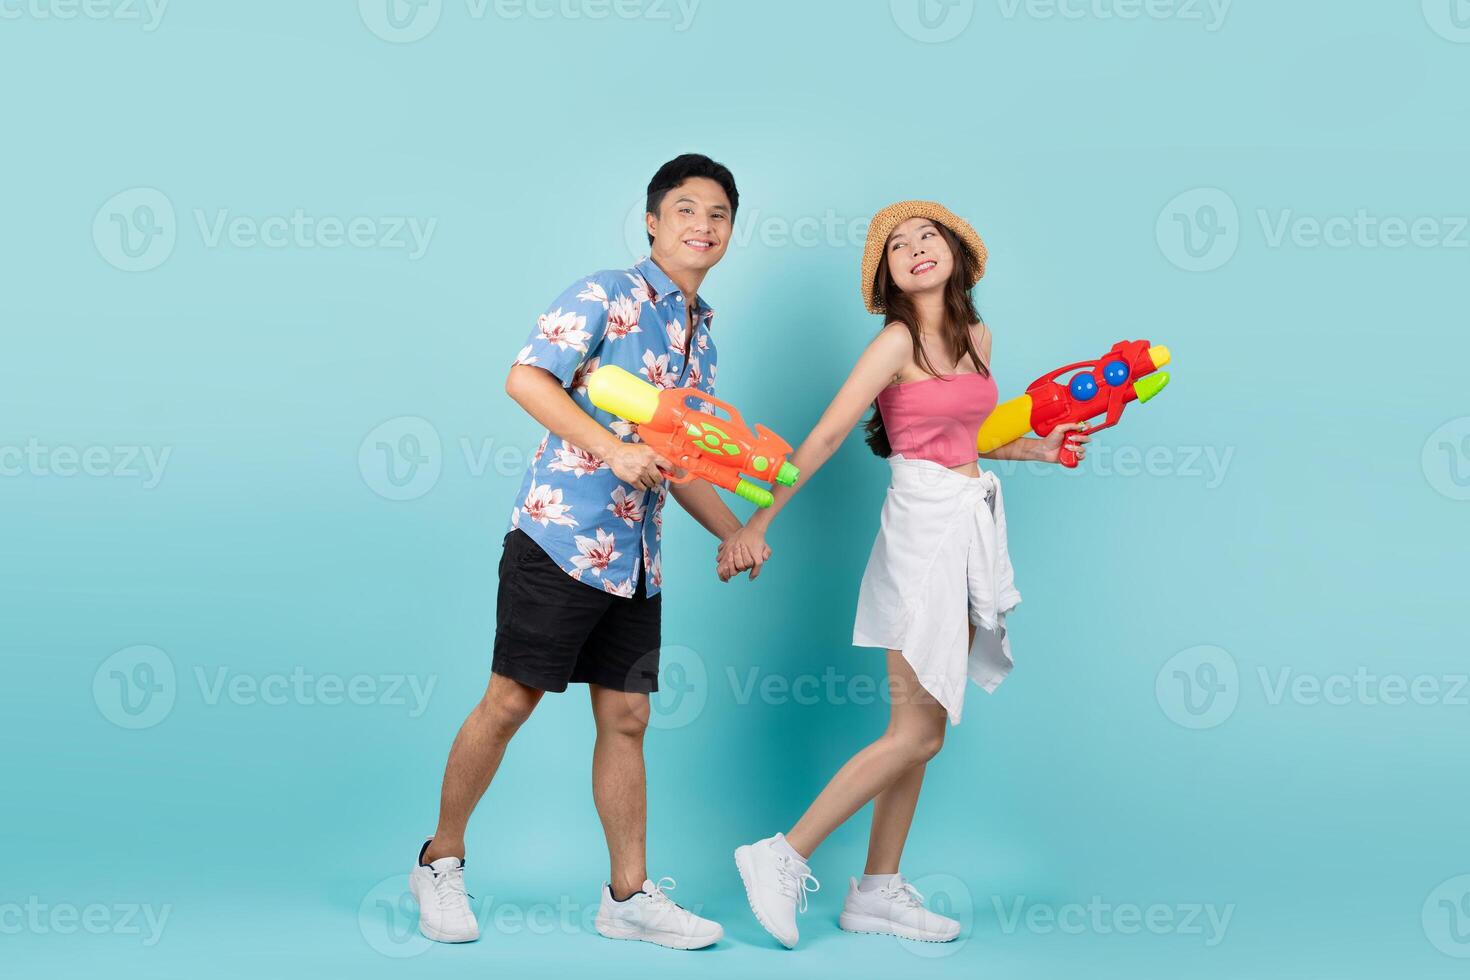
<box><xmin>585</xmin><ymin>365</ymin><xmax>800</xmax><ymax>507</ymax></box>
<box><xmin>976</xmin><ymin>340</ymin><xmax>1172</xmax><ymax>467</ymax></box>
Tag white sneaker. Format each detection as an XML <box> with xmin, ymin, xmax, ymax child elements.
<box><xmin>593</xmin><ymin>877</ymin><xmax>723</xmax><ymax>949</ymax></box>
<box><xmin>409</xmin><ymin>839</ymin><xmax>480</xmax><ymax>943</ymax></box>
<box><xmin>838</xmin><ymin>875</ymin><xmax>961</xmax><ymax>942</ymax></box>
<box><xmin>734</xmin><ymin>833</ymin><xmax>820</xmax><ymax>949</ymax></box>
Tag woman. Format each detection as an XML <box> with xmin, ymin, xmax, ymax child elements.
<box><xmin>718</xmin><ymin>201</ymin><xmax>1088</xmax><ymax>948</ymax></box>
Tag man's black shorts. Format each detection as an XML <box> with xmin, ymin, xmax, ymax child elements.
<box><xmin>491</xmin><ymin>529</ymin><xmax>661</xmax><ymax>694</ymax></box>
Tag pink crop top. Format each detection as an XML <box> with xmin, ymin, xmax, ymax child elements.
<box><xmin>876</xmin><ymin>372</ymin><xmax>998</xmax><ymax>468</ymax></box>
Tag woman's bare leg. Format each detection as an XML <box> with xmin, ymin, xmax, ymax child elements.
<box><xmin>863</xmin><ymin>759</ymin><xmax>928</xmax><ymax>875</ymax></box>
<box><xmin>785</xmin><ymin>650</ymin><xmax>948</xmax><ymax>859</ymax></box>
<box><xmin>863</xmin><ymin>625</ymin><xmax>975</xmax><ymax>874</ymax></box>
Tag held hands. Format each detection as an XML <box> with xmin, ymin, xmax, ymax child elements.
<box><xmin>717</xmin><ymin>525</ymin><xmax>771</xmax><ymax>582</ymax></box>
<box><xmin>1039</xmin><ymin>422</ymin><xmax>1091</xmax><ymax>464</ymax></box>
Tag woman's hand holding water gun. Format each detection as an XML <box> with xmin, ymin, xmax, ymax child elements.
<box><xmin>1038</xmin><ymin>423</ymin><xmax>1091</xmax><ymax>465</ymax></box>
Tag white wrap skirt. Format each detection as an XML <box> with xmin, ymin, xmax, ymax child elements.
<box><xmin>852</xmin><ymin>455</ymin><xmax>1022</xmax><ymax>725</ymax></box>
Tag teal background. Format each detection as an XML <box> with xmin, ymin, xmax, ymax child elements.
<box><xmin>3</xmin><ymin>1</ymin><xmax>1467</xmax><ymax>977</ymax></box>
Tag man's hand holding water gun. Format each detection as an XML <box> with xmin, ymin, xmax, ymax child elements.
<box><xmin>587</xmin><ymin>365</ymin><xmax>796</xmax><ymax>579</ymax></box>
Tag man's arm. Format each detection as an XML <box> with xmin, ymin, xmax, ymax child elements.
<box><xmin>505</xmin><ymin>365</ymin><xmax>667</xmax><ymax>489</ymax></box>
<box><xmin>667</xmin><ymin>480</ymin><xmax>742</xmax><ymax>541</ymax></box>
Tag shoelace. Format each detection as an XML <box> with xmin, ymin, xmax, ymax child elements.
<box><xmin>643</xmin><ymin>876</ymin><xmax>681</xmax><ymax>910</ymax></box>
<box><xmin>431</xmin><ymin>865</ymin><xmax>470</xmax><ymax>910</ymax></box>
<box><xmin>882</xmin><ymin>881</ymin><xmax>926</xmax><ymax>910</ymax></box>
<box><xmin>775</xmin><ymin>856</ymin><xmax>821</xmax><ymax>913</ymax></box>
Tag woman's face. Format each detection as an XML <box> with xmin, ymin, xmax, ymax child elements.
<box><xmin>884</xmin><ymin>216</ymin><xmax>953</xmax><ymax>297</ymax></box>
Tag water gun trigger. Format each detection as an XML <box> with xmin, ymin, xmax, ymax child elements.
<box><xmin>658</xmin><ymin>460</ymin><xmax>698</xmax><ymax>485</ymax></box>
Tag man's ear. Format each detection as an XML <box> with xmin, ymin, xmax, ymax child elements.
<box><xmin>644</xmin><ymin>211</ymin><xmax>657</xmax><ymax>242</ymax></box>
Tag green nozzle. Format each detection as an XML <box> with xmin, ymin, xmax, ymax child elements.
<box><xmin>734</xmin><ymin>479</ymin><xmax>774</xmax><ymax>508</ymax></box>
<box><xmin>1135</xmin><ymin>372</ymin><xmax>1169</xmax><ymax>404</ymax></box>
<box><xmin>774</xmin><ymin>461</ymin><xmax>800</xmax><ymax>486</ymax></box>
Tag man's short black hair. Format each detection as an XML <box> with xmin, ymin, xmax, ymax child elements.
<box><xmin>645</xmin><ymin>153</ymin><xmax>739</xmax><ymax>245</ymax></box>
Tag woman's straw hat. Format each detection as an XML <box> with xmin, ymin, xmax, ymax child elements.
<box><xmin>860</xmin><ymin>201</ymin><xmax>987</xmax><ymax>314</ymax></box>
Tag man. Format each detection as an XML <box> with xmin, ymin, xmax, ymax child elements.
<box><xmin>410</xmin><ymin>154</ymin><xmax>765</xmax><ymax>950</ymax></box>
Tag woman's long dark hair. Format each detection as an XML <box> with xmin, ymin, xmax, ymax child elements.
<box><xmin>863</xmin><ymin>221</ymin><xmax>989</xmax><ymax>457</ymax></box>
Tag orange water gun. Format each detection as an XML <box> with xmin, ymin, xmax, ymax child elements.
<box><xmin>977</xmin><ymin>340</ymin><xmax>1172</xmax><ymax>467</ymax></box>
<box><xmin>586</xmin><ymin>365</ymin><xmax>800</xmax><ymax>507</ymax></box>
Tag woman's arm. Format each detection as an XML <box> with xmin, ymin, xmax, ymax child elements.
<box><xmin>717</xmin><ymin>325</ymin><xmax>910</xmax><ymax>579</ymax></box>
<box><xmin>980</xmin><ymin>428</ymin><xmax>1088</xmax><ymax>464</ymax></box>
<box><xmin>972</xmin><ymin>324</ymin><xmax>1089</xmax><ymax>464</ymax></box>
<box><xmin>669</xmin><ymin>480</ymin><xmax>745</xmax><ymax>541</ymax></box>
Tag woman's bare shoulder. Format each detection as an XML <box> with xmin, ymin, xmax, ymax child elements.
<box><xmin>870</xmin><ymin>321</ymin><xmax>915</xmax><ymax>383</ymax></box>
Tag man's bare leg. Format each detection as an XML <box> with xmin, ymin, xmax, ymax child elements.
<box><xmin>589</xmin><ymin>684</ymin><xmax>651</xmax><ymax>898</ymax></box>
<box><xmin>423</xmin><ymin>672</ymin><xmax>544</xmax><ymax>863</ymax></box>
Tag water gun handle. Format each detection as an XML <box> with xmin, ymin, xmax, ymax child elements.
<box><xmin>694</xmin><ymin>390</ymin><xmax>747</xmax><ymax>428</ymax></box>
<box><xmin>1054</xmin><ymin>409</ymin><xmax>1122</xmax><ymax>468</ymax></box>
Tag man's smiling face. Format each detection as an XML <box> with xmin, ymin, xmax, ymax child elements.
<box><xmin>646</xmin><ymin>177</ymin><xmax>733</xmax><ymax>278</ymax></box>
